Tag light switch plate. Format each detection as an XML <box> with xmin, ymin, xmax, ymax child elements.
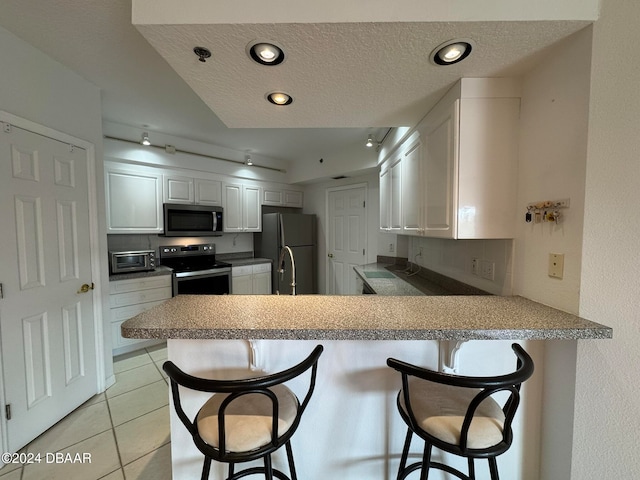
<box><xmin>548</xmin><ymin>253</ymin><xmax>564</xmax><ymax>279</ymax></box>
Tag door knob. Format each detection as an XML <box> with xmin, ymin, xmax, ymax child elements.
<box><xmin>77</xmin><ymin>282</ymin><xmax>95</xmax><ymax>294</ymax></box>
<box><xmin>328</xmin><ymin>253</ymin><xmax>334</xmax><ymax>258</ymax></box>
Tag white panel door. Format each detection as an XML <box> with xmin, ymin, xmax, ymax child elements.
<box><xmin>0</xmin><ymin>124</ymin><xmax>97</xmax><ymax>452</ymax></box>
<box><xmin>327</xmin><ymin>186</ymin><xmax>366</xmax><ymax>295</ymax></box>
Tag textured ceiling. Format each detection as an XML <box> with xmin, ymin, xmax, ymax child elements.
<box><xmin>0</xmin><ymin>0</ymin><xmax>592</xmax><ymax>164</ymax></box>
<box><xmin>136</xmin><ymin>20</ymin><xmax>591</xmax><ymax>129</ymax></box>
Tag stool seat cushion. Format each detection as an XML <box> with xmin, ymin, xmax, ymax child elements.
<box><xmin>400</xmin><ymin>379</ymin><xmax>505</xmax><ymax>450</ymax></box>
<box><xmin>197</xmin><ymin>384</ymin><xmax>299</xmax><ymax>452</ymax></box>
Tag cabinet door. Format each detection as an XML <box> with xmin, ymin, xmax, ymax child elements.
<box><xmin>379</xmin><ymin>167</ymin><xmax>390</xmax><ymax>231</ymax></box>
<box><xmin>164</xmin><ymin>174</ymin><xmax>194</xmax><ymax>204</ymax></box>
<box><xmin>422</xmin><ymin>100</ymin><xmax>458</xmax><ymax>238</ymax></box>
<box><xmin>106</xmin><ymin>166</ymin><xmax>163</xmax><ymax>233</ymax></box>
<box><xmin>389</xmin><ymin>157</ymin><xmax>402</xmax><ymax>231</ymax></box>
<box><xmin>223</xmin><ymin>183</ymin><xmax>243</xmax><ymax>232</ymax></box>
<box><xmin>283</xmin><ymin>190</ymin><xmax>303</xmax><ymax>208</ymax></box>
<box><xmin>401</xmin><ymin>137</ymin><xmax>423</xmax><ymax>235</ymax></box>
<box><xmin>252</xmin><ymin>272</ymin><xmax>272</xmax><ymax>294</ymax></box>
<box><xmin>195</xmin><ymin>178</ymin><xmax>222</xmax><ymax>205</ymax></box>
<box><xmin>232</xmin><ymin>275</ymin><xmax>253</xmax><ymax>294</ymax></box>
<box><xmin>243</xmin><ymin>185</ymin><xmax>262</xmax><ymax>232</ymax></box>
<box><xmin>262</xmin><ymin>188</ymin><xmax>283</xmax><ymax>206</ymax></box>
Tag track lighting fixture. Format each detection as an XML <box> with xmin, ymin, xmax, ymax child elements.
<box><xmin>245</xmin><ymin>154</ymin><xmax>253</xmax><ymax>166</ymax></box>
<box><xmin>366</xmin><ymin>135</ymin><xmax>374</xmax><ymax>148</ymax></box>
<box><xmin>141</xmin><ymin>132</ymin><xmax>151</xmax><ymax>146</ymax></box>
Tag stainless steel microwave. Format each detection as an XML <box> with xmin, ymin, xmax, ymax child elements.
<box><xmin>163</xmin><ymin>203</ymin><xmax>223</xmax><ymax>237</ymax></box>
<box><xmin>109</xmin><ymin>250</ymin><xmax>156</xmax><ymax>274</ymax></box>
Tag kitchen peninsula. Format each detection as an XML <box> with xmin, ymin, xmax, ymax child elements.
<box><xmin>122</xmin><ymin>295</ymin><xmax>610</xmax><ymax>479</ymax></box>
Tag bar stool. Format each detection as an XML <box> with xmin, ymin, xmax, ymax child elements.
<box><xmin>164</xmin><ymin>345</ymin><xmax>323</xmax><ymax>480</ymax></box>
<box><xmin>387</xmin><ymin>343</ymin><xmax>534</xmax><ymax>480</ymax></box>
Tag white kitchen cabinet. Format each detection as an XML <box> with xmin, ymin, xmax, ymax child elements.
<box><xmin>109</xmin><ymin>275</ymin><xmax>172</xmax><ymax>354</ymax></box>
<box><xmin>263</xmin><ymin>187</ymin><xmax>304</xmax><ymax>208</ymax></box>
<box><xmin>379</xmin><ymin>155</ymin><xmax>402</xmax><ymax>232</ymax></box>
<box><xmin>195</xmin><ymin>178</ymin><xmax>223</xmax><ymax>205</ymax></box>
<box><xmin>164</xmin><ymin>174</ymin><xmax>222</xmax><ymax>206</ymax></box>
<box><xmin>418</xmin><ymin>79</ymin><xmax>520</xmax><ymax>238</ymax></box>
<box><xmin>105</xmin><ymin>163</ymin><xmax>163</xmax><ymax>233</ymax></box>
<box><xmin>231</xmin><ymin>263</ymin><xmax>271</xmax><ymax>294</ymax></box>
<box><xmin>401</xmin><ymin>133</ymin><xmax>423</xmax><ymax>235</ymax></box>
<box><xmin>223</xmin><ymin>183</ymin><xmax>262</xmax><ymax>232</ymax></box>
<box><xmin>380</xmin><ymin>78</ymin><xmax>520</xmax><ymax>239</ymax></box>
<box><xmin>164</xmin><ymin>174</ymin><xmax>194</xmax><ymax>204</ymax></box>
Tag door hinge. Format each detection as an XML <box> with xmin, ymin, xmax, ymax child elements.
<box><xmin>363</xmin><ymin>201</ymin><xmax>366</xmax><ymax>208</ymax></box>
<box><xmin>0</xmin><ymin>283</ymin><xmax>3</xmax><ymax>299</ymax></box>
<box><xmin>5</xmin><ymin>404</ymin><xmax>11</xmax><ymax>420</ymax></box>
<box><xmin>363</xmin><ymin>249</ymin><xmax>365</xmax><ymax>255</ymax></box>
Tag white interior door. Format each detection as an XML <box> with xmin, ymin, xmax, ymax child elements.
<box><xmin>327</xmin><ymin>186</ymin><xmax>366</xmax><ymax>295</ymax></box>
<box><xmin>0</xmin><ymin>122</ymin><xmax>98</xmax><ymax>452</ymax></box>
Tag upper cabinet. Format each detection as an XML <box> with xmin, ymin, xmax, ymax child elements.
<box><xmin>223</xmin><ymin>182</ymin><xmax>262</xmax><ymax>232</ymax></box>
<box><xmin>106</xmin><ymin>163</ymin><xmax>163</xmax><ymax>234</ymax></box>
<box><xmin>262</xmin><ymin>187</ymin><xmax>304</xmax><ymax>208</ymax></box>
<box><xmin>380</xmin><ymin>78</ymin><xmax>520</xmax><ymax>239</ymax></box>
<box><xmin>163</xmin><ymin>174</ymin><xmax>222</xmax><ymax>206</ymax></box>
<box><xmin>379</xmin><ymin>152</ymin><xmax>403</xmax><ymax>233</ymax></box>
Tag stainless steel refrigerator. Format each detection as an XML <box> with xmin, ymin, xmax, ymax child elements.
<box><xmin>255</xmin><ymin>213</ymin><xmax>317</xmax><ymax>294</ymax></box>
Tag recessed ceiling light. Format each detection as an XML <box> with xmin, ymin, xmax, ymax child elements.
<box><xmin>247</xmin><ymin>41</ymin><xmax>285</xmax><ymax>66</ymax></box>
<box><xmin>430</xmin><ymin>39</ymin><xmax>474</xmax><ymax>66</ymax></box>
<box><xmin>266</xmin><ymin>92</ymin><xmax>293</xmax><ymax>106</ymax></box>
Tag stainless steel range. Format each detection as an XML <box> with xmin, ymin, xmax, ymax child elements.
<box><xmin>159</xmin><ymin>244</ymin><xmax>232</xmax><ymax>295</ymax></box>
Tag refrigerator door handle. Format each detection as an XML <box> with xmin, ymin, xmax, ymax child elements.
<box><xmin>279</xmin><ymin>214</ymin><xmax>286</xmax><ymax>248</ymax></box>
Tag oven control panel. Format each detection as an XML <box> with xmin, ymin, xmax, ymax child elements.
<box><xmin>159</xmin><ymin>244</ymin><xmax>216</xmax><ymax>258</ymax></box>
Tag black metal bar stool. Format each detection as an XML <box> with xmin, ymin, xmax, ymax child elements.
<box><xmin>164</xmin><ymin>345</ymin><xmax>323</xmax><ymax>480</ymax></box>
<box><xmin>387</xmin><ymin>343</ymin><xmax>534</xmax><ymax>480</ymax></box>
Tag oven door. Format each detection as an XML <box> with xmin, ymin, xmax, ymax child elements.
<box><xmin>174</xmin><ymin>269</ymin><xmax>231</xmax><ymax>295</ymax></box>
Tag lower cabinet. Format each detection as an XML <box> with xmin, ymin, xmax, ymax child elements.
<box><xmin>109</xmin><ymin>275</ymin><xmax>173</xmax><ymax>355</ymax></box>
<box><xmin>232</xmin><ymin>263</ymin><xmax>272</xmax><ymax>294</ymax></box>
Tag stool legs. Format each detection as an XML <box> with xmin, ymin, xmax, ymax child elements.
<box><xmin>468</xmin><ymin>458</ymin><xmax>476</xmax><ymax>479</ymax></box>
<box><xmin>488</xmin><ymin>457</ymin><xmax>500</xmax><ymax>480</ymax></box>
<box><xmin>201</xmin><ymin>457</ymin><xmax>212</xmax><ymax>480</ymax></box>
<box><xmin>285</xmin><ymin>441</ymin><xmax>298</xmax><ymax>480</ymax></box>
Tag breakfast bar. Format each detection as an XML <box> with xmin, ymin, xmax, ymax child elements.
<box><xmin>122</xmin><ymin>295</ymin><xmax>610</xmax><ymax>479</ymax></box>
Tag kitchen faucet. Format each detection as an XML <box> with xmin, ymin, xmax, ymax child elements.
<box><xmin>277</xmin><ymin>245</ymin><xmax>296</xmax><ymax>295</ymax></box>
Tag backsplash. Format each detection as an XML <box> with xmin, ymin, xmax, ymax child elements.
<box><xmin>407</xmin><ymin>237</ymin><xmax>513</xmax><ymax>296</ymax></box>
<box><xmin>107</xmin><ymin>232</ymin><xmax>254</xmax><ymax>255</ymax></box>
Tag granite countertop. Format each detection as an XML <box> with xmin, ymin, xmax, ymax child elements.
<box><xmin>354</xmin><ymin>263</ymin><xmax>486</xmax><ymax>296</ymax></box>
<box><xmin>109</xmin><ymin>265</ymin><xmax>173</xmax><ymax>282</ymax></box>
<box><xmin>222</xmin><ymin>257</ymin><xmax>272</xmax><ymax>267</ymax></box>
<box><xmin>121</xmin><ymin>294</ymin><xmax>612</xmax><ymax>341</ymax></box>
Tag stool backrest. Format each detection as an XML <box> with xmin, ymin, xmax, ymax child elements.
<box><xmin>164</xmin><ymin>344</ymin><xmax>323</xmax><ymax>458</ymax></box>
<box><xmin>387</xmin><ymin>343</ymin><xmax>534</xmax><ymax>453</ymax></box>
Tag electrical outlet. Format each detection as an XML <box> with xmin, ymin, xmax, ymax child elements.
<box><xmin>480</xmin><ymin>260</ymin><xmax>495</xmax><ymax>281</ymax></box>
<box><xmin>548</xmin><ymin>253</ymin><xmax>564</xmax><ymax>279</ymax></box>
<box><xmin>471</xmin><ymin>258</ymin><xmax>479</xmax><ymax>276</ymax></box>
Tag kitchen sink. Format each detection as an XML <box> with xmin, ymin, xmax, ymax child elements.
<box><xmin>363</xmin><ymin>271</ymin><xmax>396</xmax><ymax>279</ymax></box>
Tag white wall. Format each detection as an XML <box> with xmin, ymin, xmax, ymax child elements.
<box><xmin>512</xmin><ymin>27</ymin><xmax>593</xmax><ymax>480</ymax></box>
<box><xmin>573</xmin><ymin>0</ymin><xmax>640</xmax><ymax>477</ymax></box>
<box><xmin>0</xmin><ymin>27</ymin><xmax>111</xmax><ymax>379</ymax></box>
<box><xmin>514</xmin><ymin>29</ymin><xmax>591</xmax><ymax>315</ymax></box>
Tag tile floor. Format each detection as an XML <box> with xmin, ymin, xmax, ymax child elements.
<box><xmin>0</xmin><ymin>344</ymin><xmax>173</xmax><ymax>480</ymax></box>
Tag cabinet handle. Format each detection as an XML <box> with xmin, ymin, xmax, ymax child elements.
<box><xmin>328</xmin><ymin>253</ymin><xmax>334</xmax><ymax>258</ymax></box>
